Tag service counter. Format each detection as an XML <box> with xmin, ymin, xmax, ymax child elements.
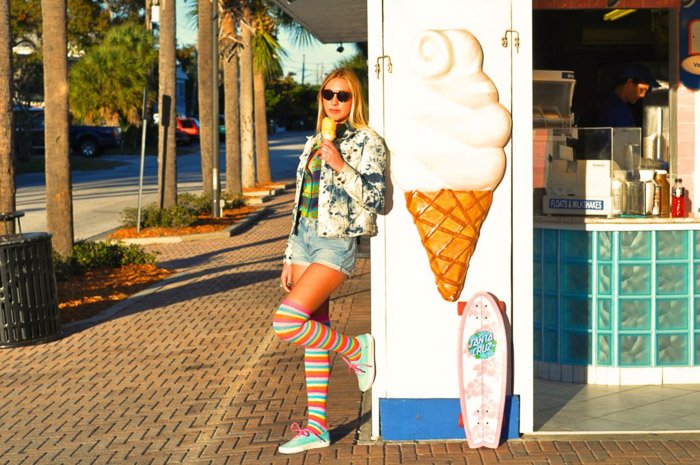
<box><xmin>534</xmin><ymin>215</ymin><xmax>700</xmax><ymax>385</ymax></box>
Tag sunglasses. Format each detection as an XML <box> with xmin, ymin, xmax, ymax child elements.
<box><xmin>321</xmin><ymin>89</ymin><xmax>352</xmax><ymax>103</ymax></box>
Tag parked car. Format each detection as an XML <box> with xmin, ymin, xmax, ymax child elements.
<box><xmin>176</xmin><ymin>117</ymin><xmax>199</xmax><ymax>140</ymax></box>
<box><xmin>14</xmin><ymin>107</ymin><xmax>122</xmax><ymax>157</ymax></box>
<box><xmin>175</xmin><ymin>129</ymin><xmax>192</xmax><ymax>146</ymax></box>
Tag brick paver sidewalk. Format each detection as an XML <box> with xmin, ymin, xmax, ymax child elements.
<box><xmin>1</xmin><ymin>191</ymin><xmax>700</xmax><ymax>465</ymax></box>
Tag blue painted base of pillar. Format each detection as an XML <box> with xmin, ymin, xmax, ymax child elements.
<box><xmin>379</xmin><ymin>395</ymin><xmax>519</xmax><ymax>441</ymax></box>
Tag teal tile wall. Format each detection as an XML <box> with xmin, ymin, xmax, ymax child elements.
<box><xmin>657</xmin><ymin>334</ymin><xmax>688</xmax><ymax>365</ymax></box>
<box><xmin>657</xmin><ymin>264</ymin><xmax>688</xmax><ymax>295</ymax></box>
<box><xmin>619</xmin><ymin>264</ymin><xmax>651</xmax><ymax>295</ymax></box>
<box><xmin>534</xmin><ymin>228</ymin><xmax>696</xmax><ymax>368</ymax></box>
<box><xmin>619</xmin><ymin>334</ymin><xmax>651</xmax><ymax>365</ymax></box>
<box><xmin>619</xmin><ymin>231</ymin><xmax>651</xmax><ymax>260</ymax></box>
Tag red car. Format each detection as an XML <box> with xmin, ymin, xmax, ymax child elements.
<box><xmin>176</xmin><ymin>117</ymin><xmax>200</xmax><ymax>140</ymax></box>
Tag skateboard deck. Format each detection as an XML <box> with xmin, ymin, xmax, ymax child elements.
<box><xmin>457</xmin><ymin>292</ymin><xmax>508</xmax><ymax>448</ymax></box>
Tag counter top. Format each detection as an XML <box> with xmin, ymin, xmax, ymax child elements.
<box><xmin>534</xmin><ymin>214</ymin><xmax>700</xmax><ymax>231</ymax></box>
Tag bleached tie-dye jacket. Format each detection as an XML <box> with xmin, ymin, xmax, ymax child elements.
<box><xmin>283</xmin><ymin>125</ymin><xmax>387</xmax><ymax>265</ymax></box>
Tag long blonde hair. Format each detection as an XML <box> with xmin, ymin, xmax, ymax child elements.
<box><xmin>316</xmin><ymin>69</ymin><xmax>369</xmax><ymax>132</ymax></box>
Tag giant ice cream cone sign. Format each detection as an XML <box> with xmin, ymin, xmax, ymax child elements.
<box><xmin>393</xmin><ymin>29</ymin><xmax>512</xmax><ymax>302</ymax></box>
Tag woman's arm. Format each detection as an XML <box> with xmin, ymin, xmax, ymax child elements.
<box><xmin>334</xmin><ymin>131</ymin><xmax>387</xmax><ymax>213</ymax></box>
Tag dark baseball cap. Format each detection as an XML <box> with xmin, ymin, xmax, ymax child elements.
<box><xmin>620</xmin><ymin>62</ymin><xmax>660</xmax><ymax>88</ymax></box>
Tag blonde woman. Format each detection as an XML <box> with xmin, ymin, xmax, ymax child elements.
<box><xmin>272</xmin><ymin>68</ymin><xmax>387</xmax><ymax>454</ymax></box>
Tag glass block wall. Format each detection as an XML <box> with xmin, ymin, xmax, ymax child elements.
<box><xmin>533</xmin><ymin>228</ymin><xmax>699</xmax><ymax>367</ymax></box>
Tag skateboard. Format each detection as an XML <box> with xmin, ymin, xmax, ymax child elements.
<box><xmin>457</xmin><ymin>292</ymin><xmax>508</xmax><ymax>449</ymax></box>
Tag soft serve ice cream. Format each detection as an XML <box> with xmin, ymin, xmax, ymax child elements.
<box><xmin>394</xmin><ymin>29</ymin><xmax>512</xmax><ymax>302</ymax></box>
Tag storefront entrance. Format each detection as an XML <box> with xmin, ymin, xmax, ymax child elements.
<box><xmin>533</xmin><ymin>4</ymin><xmax>700</xmax><ymax>433</ymax></box>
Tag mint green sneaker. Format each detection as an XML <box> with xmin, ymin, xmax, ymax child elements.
<box><xmin>278</xmin><ymin>423</ymin><xmax>330</xmax><ymax>454</ymax></box>
<box><xmin>343</xmin><ymin>333</ymin><xmax>375</xmax><ymax>392</ymax></box>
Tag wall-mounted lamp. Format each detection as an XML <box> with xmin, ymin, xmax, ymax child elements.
<box><xmin>603</xmin><ymin>9</ymin><xmax>636</xmax><ymax>22</ymax></box>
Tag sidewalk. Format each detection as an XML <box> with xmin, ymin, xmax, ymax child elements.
<box><xmin>1</xmin><ymin>190</ymin><xmax>700</xmax><ymax>465</ymax></box>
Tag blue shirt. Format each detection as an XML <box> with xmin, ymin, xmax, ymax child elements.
<box><xmin>596</xmin><ymin>92</ymin><xmax>635</xmax><ymax>127</ymax></box>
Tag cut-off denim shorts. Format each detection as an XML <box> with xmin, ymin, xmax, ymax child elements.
<box><xmin>289</xmin><ymin>216</ymin><xmax>358</xmax><ymax>277</ymax></box>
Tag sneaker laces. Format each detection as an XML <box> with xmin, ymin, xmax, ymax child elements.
<box><xmin>290</xmin><ymin>422</ymin><xmax>319</xmax><ymax>439</ymax></box>
<box><xmin>341</xmin><ymin>355</ymin><xmax>372</xmax><ymax>375</ymax></box>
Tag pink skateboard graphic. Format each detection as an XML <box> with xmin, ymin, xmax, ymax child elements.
<box><xmin>457</xmin><ymin>292</ymin><xmax>508</xmax><ymax>448</ymax></box>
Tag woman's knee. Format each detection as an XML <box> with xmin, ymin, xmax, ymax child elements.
<box><xmin>272</xmin><ymin>300</ymin><xmax>309</xmax><ymax>342</ymax></box>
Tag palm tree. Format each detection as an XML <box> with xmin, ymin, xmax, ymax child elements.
<box><xmin>158</xmin><ymin>0</ymin><xmax>177</xmax><ymax>208</ymax></box>
<box><xmin>197</xmin><ymin>0</ymin><xmax>214</xmax><ymax>198</ymax></box>
<box><xmin>251</xmin><ymin>5</ymin><xmax>283</xmax><ymax>185</ymax></box>
<box><xmin>69</xmin><ymin>23</ymin><xmax>157</xmax><ymax>127</ymax></box>
<box><xmin>41</xmin><ymin>0</ymin><xmax>73</xmax><ymax>256</ymax></box>
<box><xmin>220</xmin><ymin>12</ymin><xmax>242</xmax><ymax>196</ymax></box>
<box><xmin>0</xmin><ymin>0</ymin><xmax>15</xmax><ymax>230</ymax></box>
<box><xmin>238</xmin><ymin>4</ymin><xmax>255</xmax><ymax>188</ymax></box>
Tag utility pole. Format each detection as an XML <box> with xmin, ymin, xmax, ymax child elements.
<box><xmin>211</xmin><ymin>1</ymin><xmax>220</xmax><ymax>217</ymax></box>
<box><xmin>301</xmin><ymin>54</ymin><xmax>305</xmax><ymax>85</ymax></box>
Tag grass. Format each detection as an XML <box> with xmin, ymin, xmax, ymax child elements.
<box><xmin>16</xmin><ymin>156</ymin><xmax>128</xmax><ymax>174</ymax></box>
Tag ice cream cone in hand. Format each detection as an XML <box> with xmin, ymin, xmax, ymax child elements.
<box><xmin>405</xmin><ymin>189</ymin><xmax>493</xmax><ymax>302</ymax></box>
<box><xmin>321</xmin><ymin>117</ymin><xmax>336</xmax><ymax>141</ymax></box>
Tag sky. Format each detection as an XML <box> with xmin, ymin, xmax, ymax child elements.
<box><xmin>175</xmin><ymin>0</ymin><xmax>349</xmax><ymax>84</ymax></box>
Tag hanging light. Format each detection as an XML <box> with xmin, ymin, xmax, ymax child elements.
<box><xmin>603</xmin><ymin>9</ymin><xmax>637</xmax><ymax>21</ymax></box>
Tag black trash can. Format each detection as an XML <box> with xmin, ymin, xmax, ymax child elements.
<box><xmin>0</xmin><ymin>213</ymin><xmax>61</xmax><ymax>348</ymax></box>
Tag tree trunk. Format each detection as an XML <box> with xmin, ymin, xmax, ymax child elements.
<box><xmin>253</xmin><ymin>69</ymin><xmax>270</xmax><ymax>184</ymax></box>
<box><xmin>239</xmin><ymin>17</ymin><xmax>255</xmax><ymax>189</ymax></box>
<box><xmin>197</xmin><ymin>0</ymin><xmax>213</xmax><ymax>198</ymax></box>
<box><xmin>158</xmin><ymin>0</ymin><xmax>177</xmax><ymax>208</ymax></box>
<box><xmin>0</xmin><ymin>0</ymin><xmax>15</xmax><ymax>232</ymax></box>
<box><xmin>41</xmin><ymin>0</ymin><xmax>73</xmax><ymax>256</ymax></box>
<box><xmin>223</xmin><ymin>46</ymin><xmax>241</xmax><ymax>196</ymax></box>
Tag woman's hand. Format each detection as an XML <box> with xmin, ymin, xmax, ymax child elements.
<box><xmin>281</xmin><ymin>263</ymin><xmax>293</xmax><ymax>292</ymax></box>
<box><xmin>318</xmin><ymin>140</ymin><xmax>345</xmax><ymax>172</ymax></box>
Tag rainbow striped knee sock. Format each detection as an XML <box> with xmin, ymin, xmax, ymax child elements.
<box><xmin>273</xmin><ymin>299</ymin><xmax>361</xmax><ymax>361</ymax></box>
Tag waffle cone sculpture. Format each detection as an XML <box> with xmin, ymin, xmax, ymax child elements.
<box><xmin>394</xmin><ymin>30</ymin><xmax>512</xmax><ymax>302</ymax></box>
<box><xmin>405</xmin><ymin>189</ymin><xmax>494</xmax><ymax>302</ymax></box>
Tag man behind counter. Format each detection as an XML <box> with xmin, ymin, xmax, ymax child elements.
<box><xmin>596</xmin><ymin>63</ymin><xmax>660</xmax><ymax>127</ymax></box>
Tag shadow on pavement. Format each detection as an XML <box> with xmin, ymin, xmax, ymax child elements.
<box><xmin>154</xmin><ymin>235</ymin><xmax>288</xmax><ymax>269</ymax></box>
<box><xmin>63</xmin><ymin>266</ymin><xmax>282</xmax><ymax>336</ymax></box>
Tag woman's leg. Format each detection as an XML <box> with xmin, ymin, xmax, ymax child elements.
<box><xmin>273</xmin><ymin>263</ymin><xmax>361</xmax><ymax>361</ymax></box>
<box><xmin>292</xmin><ymin>264</ymin><xmax>331</xmax><ymax>437</ymax></box>
<box><xmin>274</xmin><ymin>262</ymin><xmax>375</xmax><ymax>453</ymax></box>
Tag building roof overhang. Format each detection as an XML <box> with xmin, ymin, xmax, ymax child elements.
<box><xmin>271</xmin><ymin>0</ymin><xmax>367</xmax><ymax>43</ymax></box>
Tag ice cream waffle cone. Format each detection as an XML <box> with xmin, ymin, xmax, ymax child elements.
<box><xmin>405</xmin><ymin>189</ymin><xmax>494</xmax><ymax>302</ymax></box>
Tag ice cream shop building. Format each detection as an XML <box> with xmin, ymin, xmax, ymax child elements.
<box><xmin>273</xmin><ymin>0</ymin><xmax>700</xmax><ymax>440</ymax></box>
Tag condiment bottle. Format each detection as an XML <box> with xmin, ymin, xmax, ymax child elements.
<box><xmin>672</xmin><ymin>178</ymin><xmax>686</xmax><ymax>218</ymax></box>
<box><xmin>654</xmin><ymin>170</ymin><xmax>671</xmax><ymax>217</ymax></box>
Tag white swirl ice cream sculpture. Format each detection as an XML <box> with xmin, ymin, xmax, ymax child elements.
<box><xmin>394</xmin><ymin>29</ymin><xmax>512</xmax><ymax>302</ymax></box>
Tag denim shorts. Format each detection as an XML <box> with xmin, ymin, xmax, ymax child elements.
<box><xmin>289</xmin><ymin>216</ymin><xmax>357</xmax><ymax>277</ymax></box>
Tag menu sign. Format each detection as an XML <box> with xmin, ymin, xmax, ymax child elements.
<box><xmin>680</xmin><ymin>1</ymin><xmax>700</xmax><ymax>89</ymax></box>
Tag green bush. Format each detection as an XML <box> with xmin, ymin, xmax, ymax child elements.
<box><xmin>222</xmin><ymin>193</ymin><xmax>247</xmax><ymax>209</ymax></box>
<box><xmin>53</xmin><ymin>240</ymin><xmax>157</xmax><ymax>282</ymax></box>
<box><xmin>119</xmin><ymin>193</ymin><xmax>247</xmax><ymax>229</ymax></box>
<box><xmin>120</xmin><ymin>203</ymin><xmax>196</xmax><ymax>228</ymax></box>
<box><xmin>177</xmin><ymin>192</ymin><xmax>211</xmax><ymax>215</ymax></box>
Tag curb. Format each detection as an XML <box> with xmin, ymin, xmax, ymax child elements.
<box><xmin>114</xmin><ymin>206</ymin><xmax>271</xmax><ymax>245</ymax></box>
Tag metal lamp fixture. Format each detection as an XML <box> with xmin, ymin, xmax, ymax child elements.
<box><xmin>603</xmin><ymin>9</ymin><xmax>636</xmax><ymax>21</ymax></box>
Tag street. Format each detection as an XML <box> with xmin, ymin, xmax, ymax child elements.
<box><xmin>15</xmin><ymin>130</ymin><xmax>309</xmax><ymax>240</ymax></box>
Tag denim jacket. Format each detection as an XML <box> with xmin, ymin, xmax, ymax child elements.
<box><xmin>283</xmin><ymin>125</ymin><xmax>387</xmax><ymax>264</ymax></box>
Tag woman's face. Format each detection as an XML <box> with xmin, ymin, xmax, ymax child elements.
<box><xmin>322</xmin><ymin>78</ymin><xmax>353</xmax><ymax>123</ymax></box>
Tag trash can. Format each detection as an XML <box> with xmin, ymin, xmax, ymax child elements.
<box><xmin>0</xmin><ymin>212</ymin><xmax>61</xmax><ymax>348</ymax></box>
